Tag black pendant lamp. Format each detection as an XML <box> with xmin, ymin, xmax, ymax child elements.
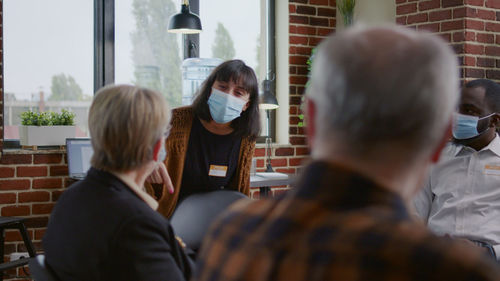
<box><xmin>259</xmin><ymin>79</ymin><xmax>279</xmax><ymax>172</ymax></box>
<box><xmin>259</xmin><ymin>79</ymin><xmax>279</xmax><ymax>110</ymax></box>
<box><xmin>168</xmin><ymin>0</ymin><xmax>202</xmax><ymax>34</ymax></box>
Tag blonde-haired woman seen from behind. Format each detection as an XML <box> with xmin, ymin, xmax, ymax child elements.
<box><xmin>43</xmin><ymin>85</ymin><xmax>192</xmax><ymax>281</ymax></box>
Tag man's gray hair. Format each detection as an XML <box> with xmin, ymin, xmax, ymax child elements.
<box><xmin>307</xmin><ymin>25</ymin><xmax>459</xmax><ymax>158</ymax></box>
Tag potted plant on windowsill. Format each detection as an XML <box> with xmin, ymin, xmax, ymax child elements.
<box><xmin>19</xmin><ymin>109</ymin><xmax>76</xmax><ymax>147</ymax></box>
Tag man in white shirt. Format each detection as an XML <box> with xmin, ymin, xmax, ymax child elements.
<box><xmin>414</xmin><ymin>79</ymin><xmax>500</xmax><ymax>260</ymax></box>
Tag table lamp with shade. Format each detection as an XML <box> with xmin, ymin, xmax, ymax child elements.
<box><xmin>259</xmin><ymin>79</ymin><xmax>279</xmax><ymax>172</ymax></box>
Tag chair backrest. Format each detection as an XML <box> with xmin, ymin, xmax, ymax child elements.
<box><xmin>170</xmin><ymin>190</ymin><xmax>248</xmax><ymax>252</ymax></box>
<box><xmin>29</xmin><ymin>255</ymin><xmax>58</xmax><ymax>281</ymax></box>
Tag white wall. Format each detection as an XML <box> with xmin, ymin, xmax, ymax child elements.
<box><xmin>276</xmin><ymin>0</ymin><xmax>289</xmax><ymax>144</ymax></box>
<box><xmin>337</xmin><ymin>0</ymin><xmax>396</xmax><ymax>29</ymax></box>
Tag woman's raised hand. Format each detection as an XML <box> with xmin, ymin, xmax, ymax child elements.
<box><xmin>147</xmin><ymin>162</ymin><xmax>174</xmax><ymax>194</ymax></box>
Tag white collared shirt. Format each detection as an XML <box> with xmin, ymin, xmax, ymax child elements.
<box><xmin>414</xmin><ymin>134</ymin><xmax>500</xmax><ymax>258</ymax></box>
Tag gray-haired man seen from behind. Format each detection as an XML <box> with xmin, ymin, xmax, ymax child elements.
<box><xmin>194</xmin><ymin>25</ymin><xmax>500</xmax><ymax>281</ymax></box>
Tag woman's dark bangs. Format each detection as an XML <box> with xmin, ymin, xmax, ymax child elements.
<box><xmin>214</xmin><ymin>65</ymin><xmax>234</xmax><ymax>84</ymax></box>
<box><xmin>236</xmin><ymin>68</ymin><xmax>258</xmax><ymax>93</ymax></box>
<box><xmin>215</xmin><ymin>64</ymin><xmax>256</xmax><ymax>93</ymax></box>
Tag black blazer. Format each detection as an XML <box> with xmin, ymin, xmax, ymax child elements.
<box><xmin>43</xmin><ymin>168</ymin><xmax>192</xmax><ymax>281</ymax></box>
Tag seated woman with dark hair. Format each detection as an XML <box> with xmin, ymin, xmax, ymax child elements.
<box><xmin>147</xmin><ymin>59</ymin><xmax>261</xmax><ymax>218</ymax></box>
<box><xmin>43</xmin><ymin>85</ymin><xmax>192</xmax><ymax>281</ymax></box>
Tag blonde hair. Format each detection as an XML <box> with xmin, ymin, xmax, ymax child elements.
<box><xmin>88</xmin><ymin>84</ymin><xmax>169</xmax><ymax>172</ymax></box>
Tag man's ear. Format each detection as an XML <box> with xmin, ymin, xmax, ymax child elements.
<box><xmin>152</xmin><ymin>139</ymin><xmax>162</xmax><ymax>161</ymax></box>
<box><xmin>431</xmin><ymin>120</ymin><xmax>452</xmax><ymax>163</ymax></box>
<box><xmin>489</xmin><ymin>113</ymin><xmax>500</xmax><ymax>129</ymax></box>
<box><xmin>305</xmin><ymin>98</ymin><xmax>316</xmax><ymax>148</ymax></box>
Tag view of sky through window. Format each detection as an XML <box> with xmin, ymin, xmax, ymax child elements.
<box><xmin>4</xmin><ymin>0</ymin><xmax>93</xmax><ymax>138</ymax></box>
<box><xmin>4</xmin><ymin>0</ymin><xmax>263</xmax><ymax>139</ymax></box>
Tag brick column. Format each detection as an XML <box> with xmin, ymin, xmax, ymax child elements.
<box><xmin>289</xmin><ymin>0</ymin><xmax>336</xmax><ymax>145</ymax></box>
<box><xmin>396</xmin><ymin>0</ymin><xmax>500</xmax><ymax>82</ymax></box>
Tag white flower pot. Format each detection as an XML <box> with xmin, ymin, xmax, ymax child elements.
<box><xmin>19</xmin><ymin>126</ymin><xmax>76</xmax><ymax>146</ymax></box>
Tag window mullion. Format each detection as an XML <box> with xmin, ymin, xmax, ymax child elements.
<box><xmin>94</xmin><ymin>0</ymin><xmax>115</xmax><ymax>93</ymax></box>
<box><xmin>183</xmin><ymin>0</ymin><xmax>200</xmax><ymax>59</ymax></box>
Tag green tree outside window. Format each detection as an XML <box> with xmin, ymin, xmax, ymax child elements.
<box><xmin>212</xmin><ymin>22</ymin><xmax>235</xmax><ymax>61</ymax></box>
<box><xmin>49</xmin><ymin>74</ymin><xmax>85</xmax><ymax>101</ymax></box>
<box><xmin>131</xmin><ymin>0</ymin><xmax>182</xmax><ymax>107</ymax></box>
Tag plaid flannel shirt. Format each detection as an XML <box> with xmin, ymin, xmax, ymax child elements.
<box><xmin>195</xmin><ymin>161</ymin><xmax>500</xmax><ymax>281</ymax></box>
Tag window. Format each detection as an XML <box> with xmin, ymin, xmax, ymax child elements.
<box><xmin>3</xmin><ymin>0</ymin><xmax>93</xmax><ymax>140</ymax></box>
<box><xmin>199</xmin><ymin>0</ymin><xmax>272</xmax><ymax>140</ymax></box>
<box><xmin>113</xmin><ymin>0</ymin><xmax>274</xmax><ymax>140</ymax></box>
<box><xmin>114</xmin><ymin>0</ymin><xmax>268</xmax><ymax>110</ymax></box>
<box><xmin>115</xmin><ymin>0</ymin><xmax>183</xmax><ymax>107</ymax></box>
<box><xmin>199</xmin><ymin>0</ymin><xmax>266</xmax><ymax>82</ymax></box>
<box><xmin>3</xmin><ymin>0</ymin><xmax>280</xmax><ymax>144</ymax></box>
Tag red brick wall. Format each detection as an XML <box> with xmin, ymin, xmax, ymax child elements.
<box><xmin>396</xmin><ymin>0</ymin><xmax>500</xmax><ymax>82</ymax></box>
<box><xmin>289</xmin><ymin>0</ymin><xmax>336</xmax><ymax>144</ymax></box>
<box><xmin>0</xmin><ymin>152</ymin><xmax>70</xmax><ymax>279</ymax></box>
<box><xmin>0</xmin><ymin>1</ymin><xmax>336</xmax><ymax>277</ymax></box>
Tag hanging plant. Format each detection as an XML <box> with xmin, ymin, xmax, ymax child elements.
<box><xmin>338</xmin><ymin>0</ymin><xmax>356</xmax><ymax>26</ymax></box>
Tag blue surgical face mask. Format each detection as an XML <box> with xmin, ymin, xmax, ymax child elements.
<box><xmin>452</xmin><ymin>112</ymin><xmax>495</xmax><ymax>140</ymax></box>
<box><xmin>157</xmin><ymin>144</ymin><xmax>167</xmax><ymax>162</ymax></box>
<box><xmin>207</xmin><ymin>88</ymin><xmax>247</xmax><ymax>124</ymax></box>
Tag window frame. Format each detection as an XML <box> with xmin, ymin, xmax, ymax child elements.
<box><xmin>98</xmin><ymin>0</ymin><xmax>277</xmax><ymax>142</ymax></box>
<box><xmin>96</xmin><ymin>0</ymin><xmax>200</xmax><ymax>89</ymax></box>
<box><xmin>2</xmin><ymin>0</ymin><xmax>278</xmax><ymax>148</ymax></box>
<box><xmin>2</xmin><ymin>0</ymin><xmax>97</xmax><ymax>148</ymax></box>
<box><xmin>94</xmin><ymin>0</ymin><xmax>115</xmax><ymax>93</ymax></box>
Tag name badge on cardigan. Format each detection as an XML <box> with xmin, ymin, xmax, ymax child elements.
<box><xmin>209</xmin><ymin>165</ymin><xmax>228</xmax><ymax>177</ymax></box>
<box><xmin>484</xmin><ymin>164</ymin><xmax>500</xmax><ymax>176</ymax></box>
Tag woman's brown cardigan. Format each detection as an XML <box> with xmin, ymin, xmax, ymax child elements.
<box><xmin>146</xmin><ymin>106</ymin><xmax>255</xmax><ymax>218</ymax></box>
